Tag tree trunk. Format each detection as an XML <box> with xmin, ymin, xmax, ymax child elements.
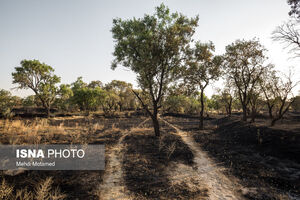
<box><xmin>271</xmin><ymin>100</ymin><xmax>293</xmax><ymax>126</ymax></box>
<box><xmin>152</xmin><ymin>104</ymin><xmax>160</xmax><ymax>137</ymax></box>
<box><xmin>131</xmin><ymin>89</ymin><xmax>161</xmax><ymax>137</ymax></box>
<box><xmin>199</xmin><ymin>90</ymin><xmax>204</xmax><ymax>130</ymax></box>
<box><xmin>41</xmin><ymin>99</ymin><xmax>51</xmax><ymax>118</ymax></box>
<box><xmin>152</xmin><ymin>115</ymin><xmax>160</xmax><ymax>137</ymax></box>
<box><xmin>242</xmin><ymin>104</ymin><xmax>247</xmax><ymax>121</ymax></box>
<box><xmin>228</xmin><ymin>98</ymin><xmax>232</xmax><ymax>116</ymax></box>
<box><xmin>271</xmin><ymin>118</ymin><xmax>278</xmax><ymax>126</ymax></box>
<box><xmin>251</xmin><ymin>107</ymin><xmax>256</xmax><ymax>122</ymax></box>
<box><xmin>267</xmin><ymin>104</ymin><xmax>273</xmax><ymax>119</ymax></box>
<box><xmin>47</xmin><ymin>106</ymin><xmax>51</xmax><ymax>118</ymax></box>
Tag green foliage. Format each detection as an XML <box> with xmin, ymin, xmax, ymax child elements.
<box><xmin>208</xmin><ymin>95</ymin><xmax>222</xmax><ymax>111</ymax></box>
<box><xmin>111</xmin><ymin>3</ymin><xmax>199</xmax><ymax>136</ymax></box>
<box><xmin>105</xmin><ymin>80</ymin><xmax>136</xmax><ymax>111</ymax></box>
<box><xmin>224</xmin><ymin>39</ymin><xmax>266</xmax><ymax>120</ymax></box>
<box><xmin>185</xmin><ymin>97</ymin><xmax>201</xmax><ymax>114</ymax></box>
<box><xmin>292</xmin><ymin>95</ymin><xmax>300</xmax><ymax>111</ymax></box>
<box><xmin>22</xmin><ymin>95</ymin><xmax>36</xmax><ymax>107</ymax></box>
<box><xmin>218</xmin><ymin>86</ymin><xmax>235</xmax><ymax>115</ymax></box>
<box><xmin>70</xmin><ymin>78</ymin><xmax>135</xmax><ymax>115</ymax></box>
<box><xmin>183</xmin><ymin>41</ymin><xmax>222</xmax><ymax>128</ymax></box>
<box><xmin>71</xmin><ymin>77</ymin><xmax>87</xmax><ymax>91</ymax></box>
<box><xmin>72</xmin><ymin>86</ymin><xmax>106</xmax><ymax>114</ymax></box>
<box><xmin>55</xmin><ymin>84</ymin><xmax>74</xmax><ymax>111</ymax></box>
<box><xmin>88</xmin><ymin>80</ymin><xmax>103</xmax><ymax>89</ymax></box>
<box><xmin>164</xmin><ymin>95</ymin><xmax>189</xmax><ymax>113</ymax></box>
<box><xmin>184</xmin><ymin>42</ymin><xmax>222</xmax><ymax>93</ymax></box>
<box><xmin>12</xmin><ymin>59</ymin><xmax>61</xmax><ymax>116</ymax></box>
<box><xmin>101</xmin><ymin>90</ymin><xmax>120</xmax><ymax>115</ymax></box>
<box><xmin>0</xmin><ymin>89</ymin><xmax>17</xmax><ymax>118</ymax></box>
<box><xmin>163</xmin><ymin>94</ymin><xmax>206</xmax><ymax>114</ymax></box>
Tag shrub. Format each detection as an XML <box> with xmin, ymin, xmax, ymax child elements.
<box><xmin>0</xmin><ymin>89</ymin><xmax>17</xmax><ymax>118</ymax></box>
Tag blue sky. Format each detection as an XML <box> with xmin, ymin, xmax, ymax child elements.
<box><xmin>0</xmin><ymin>0</ymin><xmax>299</xmax><ymax>97</ymax></box>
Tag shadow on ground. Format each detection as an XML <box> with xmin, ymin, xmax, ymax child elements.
<box><xmin>122</xmin><ymin>129</ymin><xmax>208</xmax><ymax>199</ymax></box>
<box><xmin>190</xmin><ymin>116</ymin><xmax>300</xmax><ymax>200</ymax></box>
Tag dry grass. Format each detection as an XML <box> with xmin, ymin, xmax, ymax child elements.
<box><xmin>0</xmin><ymin>179</ymin><xmax>13</xmax><ymax>200</ymax></box>
<box><xmin>0</xmin><ymin>118</ymin><xmax>106</xmax><ymax>145</ymax></box>
<box><xmin>158</xmin><ymin>134</ymin><xmax>166</xmax><ymax>151</ymax></box>
<box><xmin>129</xmin><ymin>126</ymin><xmax>152</xmax><ymax>133</ymax></box>
<box><xmin>91</xmin><ymin>123</ymin><xmax>105</xmax><ymax>132</ymax></box>
<box><xmin>0</xmin><ymin>177</ymin><xmax>66</xmax><ymax>200</ymax></box>
<box><xmin>0</xmin><ymin>116</ymin><xmax>143</xmax><ymax>199</ymax></box>
<box><xmin>35</xmin><ymin>177</ymin><xmax>66</xmax><ymax>200</ymax></box>
<box><xmin>166</xmin><ymin>141</ymin><xmax>176</xmax><ymax>159</ymax></box>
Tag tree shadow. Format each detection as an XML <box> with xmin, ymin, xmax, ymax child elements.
<box><xmin>122</xmin><ymin>131</ymin><xmax>208</xmax><ymax>199</ymax></box>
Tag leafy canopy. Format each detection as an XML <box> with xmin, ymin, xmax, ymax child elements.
<box><xmin>12</xmin><ymin>59</ymin><xmax>60</xmax><ymax>114</ymax></box>
<box><xmin>111</xmin><ymin>3</ymin><xmax>198</xmax><ymax>106</ymax></box>
<box><xmin>184</xmin><ymin>42</ymin><xmax>223</xmax><ymax>92</ymax></box>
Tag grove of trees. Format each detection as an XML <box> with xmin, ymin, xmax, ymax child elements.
<box><xmin>0</xmin><ymin>3</ymin><xmax>298</xmax><ymax>137</ymax></box>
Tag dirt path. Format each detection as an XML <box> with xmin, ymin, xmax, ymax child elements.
<box><xmin>98</xmin><ymin>132</ymin><xmax>131</xmax><ymax>200</ymax></box>
<box><xmin>99</xmin><ymin>118</ymin><xmax>151</xmax><ymax>200</ymax></box>
<box><xmin>160</xmin><ymin>117</ymin><xmax>244</xmax><ymax>200</ymax></box>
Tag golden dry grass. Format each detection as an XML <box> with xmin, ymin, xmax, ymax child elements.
<box><xmin>129</xmin><ymin>126</ymin><xmax>152</xmax><ymax>133</ymax></box>
<box><xmin>0</xmin><ymin>118</ymin><xmax>106</xmax><ymax>145</ymax></box>
<box><xmin>0</xmin><ymin>177</ymin><xmax>66</xmax><ymax>200</ymax></box>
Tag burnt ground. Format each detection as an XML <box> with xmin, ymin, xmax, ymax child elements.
<box><xmin>0</xmin><ymin>116</ymin><xmax>146</xmax><ymax>200</ymax></box>
<box><xmin>0</xmin><ymin>113</ymin><xmax>299</xmax><ymax>199</ymax></box>
<box><xmin>0</xmin><ymin>128</ymin><xmax>121</xmax><ymax>199</ymax></box>
<box><xmin>121</xmin><ymin>120</ymin><xmax>208</xmax><ymax>200</ymax></box>
<box><xmin>166</xmin><ymin>113</ymin><xmax>300</xmax><ymax>199</ymax></box>
<box><xmin>0</xmin><ymin>115</ymin><xmax>209</xmax><ymax>200</ymax></box>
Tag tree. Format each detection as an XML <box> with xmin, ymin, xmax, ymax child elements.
<box><xmin>163</xmin><ymin>94</ymin><xmax>188</xmax><ymax>113</ymax></box>
<box><xmin>73</xmin><ymin>87</ymin><xmax>106</xmax><ymax>115</ymax></box>
<box><xmin>219</xmin><ymin>83</ymin><xmax>234</xmax><ymax>116</ymax></box>
<box><xmin>71</xmin><ymin>77</ymin><xmax>87</xmax><ymax>91</ymax></box>
<box><xmin>105</xmin><ymin>80</ymin><xmax>135</xmax><ymax>111</ymax></box>
<box><xmin>88</xmin><ymin>80</ymin><xmax>103</xmax><ymax>89</ymax></box>
<box><xmin>55</xmin><ymin>84</ymin><xmax>73</xmax><ymax>112</ymax></box>
<box><xmin>0</xmin><ymin>89</ymin><xmax>18</xmax><ymax>118</ymax></box>
<box><xmin>272</xmin><ymin>0</ymin><xmax>300</xmax><ymax>58</ymax></box>
<box><xmin>248</xmin><ymin>89</ymin><xmax>263</xmax><ymax>122</ymax></box>
<box><xmin>184</xmin><ymin>42</ymin><xmax>222</xmax><ymax>129</ymax></box>
<box><xmin>292</xmin><ymin>95</ymin><xmax>300</xmax><ymax>111</ymax></box>
<box><xmin>272</xmin><ymin>20</ymin><xmax>300</xmax><ymax>58</ymax></box>
<box><xmin>288</xmin><ymin>0</ymin><xmax>300</xmax><ymax>18</ymax></box>
<box><xmin>261</xmin><ymin>69</ymin><xmax>299</xmax><ymax>126</ymax></box>
<box><xmin>111</xmin><ymin>4</ymin><xmax>198</xmax><ymax>136</ymax></box>
<box><xmin>185</xmin><ymin>97</ymin><xmax>201</xmax><ymax>114</ymax></box>
<box><xmin>101</xmin><ymin>91</ymin><xmax>120</xmax><ymax>115</ymax></box>
<box><xmin>12</xmin><ymin>59</ymin><xmax>60</xmax><ymax>117</ymax></box>
<box><xmin>22</xmin><ymin>95</ymin><xmax>36</xmax><ymax>107</ymax></box>
<box><xmin>71</xmin><ymin>78</ymin><xmax>106</xmax><ymax>114</ymax></box>
<box><xmin>208</xmin><ymin>95</ymin><xmax>222</xmax><ymax>113</ymax></box>
<box><xmin>259</xmin><ymin>66</ymin><xmax>278</xmax><ymax>119</ymax></box>
<box><xmin>224</xmin><ymin>39</ymin><xmax>266</xmax><ymax>121</ymax></box>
